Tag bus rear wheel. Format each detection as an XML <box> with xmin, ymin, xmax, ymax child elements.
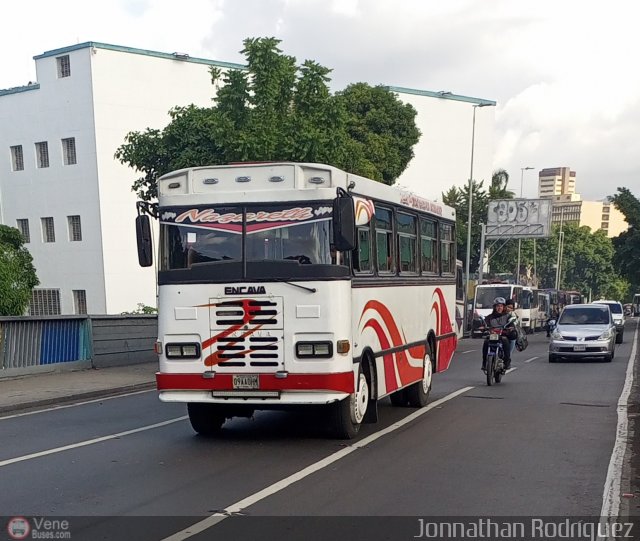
<box><xmin>332</xmin><ymin>371</ymin><xmax>369</xmax><ymax>439</ymax></box>
<box><xmin>406</xmin><ymin>343</ymin><xmax>434</xmax><ymax>408</ymax></box>
<box><xmin>187</xmin><ymin>403</ymin><xmax>226</xmax><ymax>436</ymax></box>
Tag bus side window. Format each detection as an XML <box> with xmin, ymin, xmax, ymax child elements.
<box><xmin>375</xmin><ymin>207</ymin><xmax>395</xmax><ymax>274</ymax></box>
<box><xmin>354</xmin><ymin>227</ymin><xmax>372</xmax><ymax>273</ymax></box>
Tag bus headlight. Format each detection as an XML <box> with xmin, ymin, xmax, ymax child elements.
<box><xmin>165</xmin><ymin>343</ymin><xmax>201</xmax><ymax>359</ymax></box>
<box><xmin>296</xmin><ymin>341</ymin><xmax>333</xmax><ymax>359</ymax></box>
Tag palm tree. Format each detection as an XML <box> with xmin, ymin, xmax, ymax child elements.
<box><xmin>489</xmin><ymin>169</ymin><xmax>515</xmax><ymax>199</ymax></box>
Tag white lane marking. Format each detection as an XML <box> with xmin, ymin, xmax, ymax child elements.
<box><xmin>161</xmin><ymin>386</ymin><xmax>474</xmax><ymax>541</ymax></box>
<box><xmin>461</xmin><ymin>350</ymin><xmax>477</xmax><ymax>355</ymax></box>
<box><xmin>506</xmin><ymin>367</ymin><xmax>518</xmax><ymax>374</ymax></box>
<box><xmin>0</xmin><ymin>389</ymin><xmax>155</xmax><ymax>421</ymax></box>
<box><xmin>524</xmin><ymin>357</ymin><xmax>539</xmax><ymax>363</ymax></box>
<box><xmin>0</xmin><ymin>416</ymin><xmax>187</xmax><ymax>468</ymax></box>
<box><xmin>600</xmin><ymin>319</ymin><xmax>639</xmax><ymax>522</ymax></box>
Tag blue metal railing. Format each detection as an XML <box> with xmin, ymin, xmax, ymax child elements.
<box><xmin>0</xmin><ymin>317</ymin><xmax>91</xmax><ymax>370</ymax></box>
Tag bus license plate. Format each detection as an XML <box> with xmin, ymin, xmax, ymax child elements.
<box><xmin>233</xmin><ymin>374</ymin><xmax>259</xmax><ymax>390</ymax></box>
<box><xmin>573</xmin><ymin>345</ymin><xmax>586</xmax><ymax>352</ymax></box>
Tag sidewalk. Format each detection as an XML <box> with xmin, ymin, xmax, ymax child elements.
<box><xmin>0</xmin><ymin>363</ymin><xmax>157</xmax><ymax>415</ymax></box>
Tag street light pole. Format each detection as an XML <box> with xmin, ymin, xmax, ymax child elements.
<box><xmin>516</xmin><ymin>166</ymin><xmax>534</xmax><ymax>284</ymax></box>
<box><xmin>464</xmin><ymin>102</ymin><xmax>494</xmax><ymax>331</ymax></box>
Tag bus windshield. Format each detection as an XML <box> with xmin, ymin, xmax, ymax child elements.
<box><xmin>159</xmin><ymin>202</ymin><xmax>335</xmax><ymax>271</ymax></box>
<box><xmin>475</xmin><ymin>286</ymin><xmax>512</xmax><ymax>309</ymax></box>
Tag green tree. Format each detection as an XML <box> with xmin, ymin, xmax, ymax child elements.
<box><xmin>116</xmin><ymin>37</ymin><xmax>420</xmax><ymax>201</ymax></box>
<box><xmin>534</xmin><ymin>223</ymin><xmax>628</xmax><ymax>298</ymax></box>
<box><xmin>609</xmin><ymin>187</ymin><xmax>640</xmax><ymax>296</ymax></box>
<box><xmin>334</xmin><ymin>83</ymin><xmax>420</xmax><ymax>183</ymax></box>
<box><xmin>442</xmin><ymin>171</ymin><xmax>518</xmax><ymax>274</ymax></box>
<box><xmin>0</xmin><ymin>225</ymin><xmax>39</xmax><ymax>315</ymax></box>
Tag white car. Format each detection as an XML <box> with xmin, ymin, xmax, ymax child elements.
<box><xmin>592</xmin><ymin>300</ymin><xmax>625</xmax><ymax>343</ymax></box>
<box><xmin>549</xmin><ymin>304</ymin><xmax>616</xmax><ymax>362</ymax></box>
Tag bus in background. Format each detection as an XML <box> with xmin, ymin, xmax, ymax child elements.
<box><xmin>535</xmin><ymin>289</ymin><xmax>551</xmax><ymax>331</ymax></box>
<box><xmin>135</xmin><ymin>162</ymin><xmax>459</xmax><ymax>439</ymax></box>
<box><xmin>455</xmin><ymin>260</ymin><xmax>465</xmax><ymax>339</ymax></box>
<box><xmin>471</xmin><ymin>283</ymin><xmax>524</xmax><ymax>337</ymax></box>
<box><xmin>565</xmin><ymin>290</ymin><xmax>585</xmax><ymax>305</ymax></box>
<box><xmin>520</xmin><ymin>286</ymin><xmax>539</xmax><ymax>334</ymax></box>
<box><xmin>633</xmin><ymin>294</ymin><xmax>640</xmax><ymax>316</ymax></box>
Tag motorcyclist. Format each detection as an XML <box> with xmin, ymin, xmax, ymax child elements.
<box><xmin>482</xmin><ymin>297</ymin><xmax>517</xmax><ymax>371</ymax></box>
<box><xmin>505</xmin><ymin>299</ymin><xmax>519</xmax><ymax>354</ymax></box>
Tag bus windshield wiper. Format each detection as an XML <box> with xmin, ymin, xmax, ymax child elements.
<box><xmin>273</xmin><ymin>279</ymin><xmax>317</xmax><ymax>293</ymax></box>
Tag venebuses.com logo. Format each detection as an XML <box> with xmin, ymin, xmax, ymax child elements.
<box><xmin>6</xmin><ymin>517</ymin><xmax>30</xmax><ymax>540</ymax></box>
<box><xmin>6</xmin><ymin>516</ymin><xmax>71</xmax><ymax>539</ymax></box>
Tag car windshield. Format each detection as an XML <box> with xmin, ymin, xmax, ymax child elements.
<box><xmin>595</xmin><ymin>302</ymin><xmax>622</xmax><ymax>314</ymax></box>
<box><xmin>559</xmin><ymin>307</ymin><xmax>610</xmax><ymax>325</ymax></box>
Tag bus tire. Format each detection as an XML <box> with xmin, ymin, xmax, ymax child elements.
<box><xmin>332</xmin><ymin>370</ymin><xmax>369</xmax><ymax>439</ymax></box>
<box><xmin>187</xmin><ymin>403</ymin><xmax>226</xmax><ymax>436</ymax></box>
<box><xmin>390</xmin><ymin>389</ymin><xmax>408</xmax><ymax>407</ymax></box>
<box><xmin>406</xmin><ymin>342</ymin><xmax>434</xmax><ymax>408</ymax></box>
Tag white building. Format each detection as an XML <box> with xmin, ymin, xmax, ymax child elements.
<box><xmin>538</xmin><ymin>166</ymin><xmax>628</xmax><ymax>238</ymax></box>
<box><xmin>0</xmin><ymin>42</ymin><xmax>495</xmax><ymax>315</ymax></box>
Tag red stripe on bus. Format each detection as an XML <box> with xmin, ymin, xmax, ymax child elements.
<box><xmin>156</xmin><ymin>372</ymin><xmax>355</xmax><ymax>393</ymax></box>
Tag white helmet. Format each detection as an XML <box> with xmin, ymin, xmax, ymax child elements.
<box><xmin>493</xmin><ymin>297</ymin><xmax>506</xmax><ymax>306</ymax></box>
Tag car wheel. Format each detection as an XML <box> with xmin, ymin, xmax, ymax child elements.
<box><xmin>548</xmin><ymin>354</ymin><xmax>557</xmax><ymax>363</ymax></box>
<box><xmin>604</xmin><ymin>353</ymin><xmax>613</xmax><ymax>362</ymax></box>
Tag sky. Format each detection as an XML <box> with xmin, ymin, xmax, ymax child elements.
<box><xmin>2</xmin><ymin>0</ymin><xmax>640</xmax><ymax>201</ymax></box>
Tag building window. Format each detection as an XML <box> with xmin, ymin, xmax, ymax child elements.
<box><xmin>67</xmin><ymin>215</ymin><xmax>82</xmax><ymax>241</ymax></box>
<box><xmin>30</xmin><ymin>289</ymin><xmax>61</xmax><ymax>316</ymax></box>
<box><xmin>41</xmin><ymin>217</ymin><xmax>55</xmax><ymax>242</ymax></box>
<box><xmin>35</xmin><ymin>141</ymin><xmax>49</xmax><ymax>168</ymax></box>
<box><xmin>10</xmin><ymin>145</ymin><xmax>24</xmax><ymax>171</ymax></box>
<box><xmin>62</xmin><ymin>137</ymin><xmax>77</xmax><ymax>165</ymax></box>
<box><xmin>16</xmin><ymin>219</ymin><xmax>30</xmax><ymax>243</ymax></box>
<box><xmin>73</xmin><ymin>290</ymin><xmax>87</xmax><ymax>314</ymax></box>
<box><xmin>56</xmin><ymin>55</ymin><xmax>71</xmax><ymax>78</ymax></box>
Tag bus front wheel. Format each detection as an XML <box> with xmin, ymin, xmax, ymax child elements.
<box><xmin>332</xmin><ymin>371</ymin><xmax>369</xmax><ymax>439</ymax></box>
<box><xmin>187</xmin><ymin>403</ymin><xmax>226</xmax><ymax>436</ymax></box>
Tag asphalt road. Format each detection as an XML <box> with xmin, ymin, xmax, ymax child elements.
<box><xmin>1</xmin><ymin>320</ymin><xmax>637</xmax><ymax>541</ymax></box>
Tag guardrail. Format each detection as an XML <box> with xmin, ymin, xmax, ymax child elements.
<box><xmin>0</xmin><ymin>315</ymin><xmax>157</xmax><ymax>376</ymax></box>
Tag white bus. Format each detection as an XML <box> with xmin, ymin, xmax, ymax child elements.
<box><xmin>471</xmin><ymin>283</ymin><xmax>524</xmax><ymax>337</ymax></box>
<box><xmin>633</xmin><ymin>294</ymin><xmax>640</xmax><ymax>317</ymax></box>
<box><xmin>519</xmin><ymin>286</ymin><xmax>539</xmax><ymax>333</ymax></box>
<box><xmin>136</xmin><ymin>162</ymin><xmax>459</xmax><ymax>439</ymax></box>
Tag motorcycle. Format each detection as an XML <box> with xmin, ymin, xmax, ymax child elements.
<box><xmin>482</xmin><ymin>322</ymin><xmax>510</xmax><ymax>386</ymax></box>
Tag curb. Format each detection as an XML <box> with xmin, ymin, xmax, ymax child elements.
<box><xmin>0</xmin><ymin>381</ymin><xmax>157</xmax><ymax>416</ymax></box>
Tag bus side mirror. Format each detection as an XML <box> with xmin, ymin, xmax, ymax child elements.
<box><xmin>136</xmin><ymin>215</ymin><xmax>153</xmax><ymax>267</ymax></box>
<box><xmin>333</xmin><ymin>197</ymin><xmax>356</xmax><ymax>251</ymax></box>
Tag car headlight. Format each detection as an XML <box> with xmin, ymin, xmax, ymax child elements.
<box><xmin>551</xmin><ymin>330</ymin><xmax>564</xmax><ymax>340</ymax></box>
<box><xmin>598</xmin><ymin>330</ymin><xmax>614</xmax><ymax>340</ymax></box>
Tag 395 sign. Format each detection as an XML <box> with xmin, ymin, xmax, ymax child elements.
<box><xmin>486</xmin><ymin>198</ymin><xmax>552</xmax><ymax>239</ymax></box>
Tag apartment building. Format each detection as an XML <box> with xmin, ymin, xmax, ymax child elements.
<box><xmin>0</xmin><ymin>42</ymin><xmax>495</xmax><ymax>315</ymax></box>
<box><xmin>0</xmin><ymin>43</ymin><xmax>242</xmax><ymax>315</ymax></box>
<box><xmin>540</xmin><ymin>167</ymin><xmax>627</xmax><ymax>238</ymax></box>
<box><xmin>538</xmin><ymin>167</ymin><xmax>576</xmax><ymax>197</ymax></box>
